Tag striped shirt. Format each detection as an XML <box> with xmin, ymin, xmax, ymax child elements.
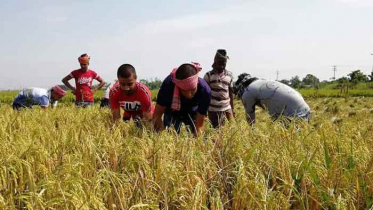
<box><xmin>203</xmin><ymin>69</ymin><xmax>233</xmax><ymax>112</ymax></box>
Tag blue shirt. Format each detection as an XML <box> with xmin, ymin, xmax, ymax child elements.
<box><xmin>156</xmin><ymin>75</ymin><xmax>211</xmax><ymax>115</ymax></box>
<box><xmin>13</xmin><ymin>87</ymin><xmax>57</xmax><ymax>108</ymax></box>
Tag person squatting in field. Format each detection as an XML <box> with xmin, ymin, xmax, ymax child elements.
<box><xmin>203</xmin><ymin>49</ymin><xmax>235</xmax><ymax>128</ymax></box>
<box><xmin>233</xmin><ymin>73</ymin><xmax>311</xmax><ymax>125</ymax></box>
<box><xmin>12</xmin><ymin>85</ymin><xmax>66</xmax><ymax>110</ymax></box>
<box><xmin>100</xmin><ymin>80</ymin><xmax>118</xmax><ymax>108</ymax></box>
<box><xmin>110</xmin><ymin>64</ymin><xmax>154</xmax><ymax>125</ymax></box>
<box><xmin>62</xmin><ymin>53</ymin><xmax>105</xmax><ymax>108</ymax></box>
<box><xmin>152</xmin><ymin>62</ymin><xmax>211</xmax><ymax>136</ymax></box>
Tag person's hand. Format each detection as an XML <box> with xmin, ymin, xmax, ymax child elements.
<box><xmin>71</xmin><ymin>89</ymin><xmax>76</xmax><ymax>95</ymax></box>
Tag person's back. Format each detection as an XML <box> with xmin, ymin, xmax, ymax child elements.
<box><xmin>13</xmin><ymin>87</ymin><xmax>50</xmax><ymax>108</ymax></box>
<box><xmin>242</xmin><ymin>79</ymin><xmax>310</xmax><ymax>119</ymax></box>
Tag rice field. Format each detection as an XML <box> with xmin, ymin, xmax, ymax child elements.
<box><xmin>1</xmin><ymin>94</ymin><xmax>373</xmax><ymax>209</ymax></box>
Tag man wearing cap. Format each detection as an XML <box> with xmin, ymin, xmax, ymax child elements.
<box><xmin>233</xmin><ymin>73</ymin><xmax>311</xmax><ymax>125</ymax></box>
<box><xmin>152</xmin><ymin>62</ymin><xmax>211</xmax><ymax>136</ymax></box>
<box><xmin>204</xmin><ymin>49</ymin><xmax>235</xmax><ymax>128</ymax></box>
<box><xmin>62</xmin><ymin>53</ymin><xmax>105</xmax><ymax>107</ymax></box>
<box><xmin>12</xmin><ymin>85</ymin><xmax>66</xmax><ymax>110</ymax></box>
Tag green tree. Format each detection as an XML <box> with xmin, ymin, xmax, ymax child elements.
<box><xmin>279</xmin><ymin>79</ymin><xmax>290</xmax><ymax>86</ymax></box>
<box><xmin>337</xmin><ymin>77</ymin><xmax>349</xmax><ymax>84</ymax></box>
<box><xmin>139</xmin><ymin>78</ymin><xmax>162</xmax><ymax>90</ymax></box>
<box><xmin>302</xmin><ymin>74</ymin><xmax>320</xmax><ymax>86</ymax></box>
<box><xmin>290</xmin><ymin>76</ymin><xmax>302</xmax><ymax>88</ymax></box>
<box><xmin>348</xmin><ymin>70</ymin><xmax>368</xmax><ymax>83</ymax></box>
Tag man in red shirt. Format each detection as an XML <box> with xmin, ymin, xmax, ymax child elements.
<box><xmin>62</xmin><ymin>53</ymin><xmax>105</xmax><ymax>107</ymax></box>
<box><xmin>110</xmin><ymin>64</ymin><xmax>154</xmax><ymax>124</ymax></box>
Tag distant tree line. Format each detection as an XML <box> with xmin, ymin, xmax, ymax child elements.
<box><xmin>59</xmin><ymin>70</ymin><xmax>373</xmax><ymax>91</ymax></box>
<box><xmin>279</xmin><ymin>70</ymin><xmax>373</xmax><ymax>89</ymax></box>
<box><xmin>139</xmin><ymin>78</ymin><xmax>162</xmax><ymax>90</ymax></box>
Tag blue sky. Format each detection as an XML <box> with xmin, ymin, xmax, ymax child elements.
<box><xmin>1</xmin><ymin>0</ymin><xmax>373</xmax><ymax>89</ymax></box>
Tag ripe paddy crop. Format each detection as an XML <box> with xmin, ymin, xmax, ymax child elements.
<box><xmin>0</xmin><ymin>97</ymin><xmax>373</xmax><ymax>209</ymax></box>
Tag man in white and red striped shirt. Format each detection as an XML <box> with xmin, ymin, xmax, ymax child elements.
<box><xmin>203</xmin><ymin>49</ymin><xmax>235</xmax><ymax>128</ymax></box>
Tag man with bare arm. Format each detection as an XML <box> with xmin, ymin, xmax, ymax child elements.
<box><xmin>152</xmin><ymin>62</ymin><xmax>211</xmax><ymax>136</ymax></box>
<box><xmin>62</xmin><ymin>53</ymin><xmax>105</xmax><ymax>107</ymax></box>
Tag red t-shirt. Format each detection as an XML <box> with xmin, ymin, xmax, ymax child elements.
<box><xmin>69</xmin><ymin>69</ymin><xmax>101</xmax><ymax>102</ymax></box>
<box><xmin>110</xmin><ymin>82</ymin><xmax>154</xmax><ymax>119</ymax></box>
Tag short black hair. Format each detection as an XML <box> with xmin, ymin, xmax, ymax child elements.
<box><xmin>176</xmin><ymin>64</ymin><xmax>197</xmax><ymax>80</ymax></box>
<box><xmin>235</xmin><ymin>73</ymin><xmax>251</xmax><ymax>87</ymax></box>
<box><xmin>117</xmin><ymin>64</ymin><xmax>137</xmax><ymax>78</ymax></box>
<box><xmin>80</xmin><ymin>53</ymin><xmax>88</xmax><ymax>57</ymax></box>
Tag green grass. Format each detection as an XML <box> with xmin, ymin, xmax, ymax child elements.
<box><xmin>2</xmin><ymin>82</ymin><xmax>373</xmax><ymax>106</ymax></box>
<box><xmin>299</xmin><ymin>88</ymin><xmax>373</xmax><ymax>98</ymax></box>
<box><xmin>0</xmin><ymin>97</ymin><xmax>373</xmax><ymax>209</ymax></box>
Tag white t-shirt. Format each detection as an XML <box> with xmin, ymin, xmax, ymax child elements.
<box><xmin>241</xmin><ymin>80</ymin><xmax>310</xmax><ymax>119</ymax></box>
<box><xmin>14</xmin><ymin>87</ymin><xmax>57</xmax><ymax>108</ymax></box>
<box><xmin>103</xmin><ymin>81</ymin><xmax>118</xmax><ymax>99</ymax></box>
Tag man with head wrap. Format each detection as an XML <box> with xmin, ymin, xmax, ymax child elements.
<box><xmin>233</xmin><ymin>73</ymin><xmax>311</xmax><ymax>125</ymax></box>
<box><xmin>62</xmin><ymin>53</ymin><xmax>105</xmax><ymax>107</ymax></box>
<box><xmin>204</xmin><ymin>49</ymin><xmax>235</xmax><ymax>128</ymax></box>
<box><xmin>12</xmin><ymin>85</ymin><xmax>66</xmax><ymax>110</ymax></box>
<box><xmin>152</xmin><ymin>62</ymin><xmax>211</xmax><ymax>136</ymax></box>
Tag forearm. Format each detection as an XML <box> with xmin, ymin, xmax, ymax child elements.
<box><xmin>65</xmin><ymin>83</ymin><xmax>75</xmax><ymax>91</ymax></box>
<box><xmin>152</xmin><ymin>117</ymin><xmax>164</xmax><ymax>131</ymax></box>
<box><xmin>94</xmin><ymin>81</ymin><xmax>106</xmax><ymax>92</ymax></box>
<box><xmin>195</xmin><ymin>124</ymin><xmax>204</xmax><ymax>136</ymax></box>
<box><xmin>112</xmin><ymin>110</ymin><xmax>121</xmax><ymax>122</ymax></box>
<box><xmin>194</xmin><ymin>113</ymin><xmax>206</xmax><ymax>136</ymax></box>
<box><xmin>62</xmin><ymin>78</ymin><xmax>75</xmax><ymax>91</ymax></box>
<box><xmin>152</xmin><ymin>105</ymin><xmax>165</xmax><ymax>131</ymax></box>
<box><xmin>229</xmin><ymin>94</ymin><xmax>234</xmax><ymax>111</ymax></box>
<box><xmin>142</xmin><ymin>111</ymin><xmax>152</xmax><ymax>121</ymax></box>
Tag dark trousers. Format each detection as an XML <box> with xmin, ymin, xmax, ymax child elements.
<box><xmin>75</xmin><ymin>101</ymin><xmax>94</xmax><ymax>108</ymax></box>
<box><xmin>208</xmin><ymin>109</ymin><xmax>233</xmax><ymax>128</ymax></box>
<box><xmin>100</xmin><ymin>98</ymin><xmax>110</xmax><ymax>108</ymax></box>
<box><xmin>12</xmin><ymin>102</ymin><xmax>31</xmax><ymax>110</ymax></box>
<box><xmin>164</xmin><ymin>112</ymin><xmax>196</xmax><ymax>133</ymax></box>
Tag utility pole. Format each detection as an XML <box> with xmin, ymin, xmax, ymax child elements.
<box><xmin>332</xmin><ymin>65</ymin><xmax>337</xmax><ymax>80</ymax></box>
<box><xmin>371</xmin><ymin>54</ymin><xmax>373</xmax><ymax>73</ymax></box>
<box><xmin>276</xmin><ymin>70</ymin><xmax>280</xmax><ymax>81</ymax></box>
<box><xmin>371</xmin><ymin>54</ymin><xmax>373</xmax><ymax>81</ymax></box>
